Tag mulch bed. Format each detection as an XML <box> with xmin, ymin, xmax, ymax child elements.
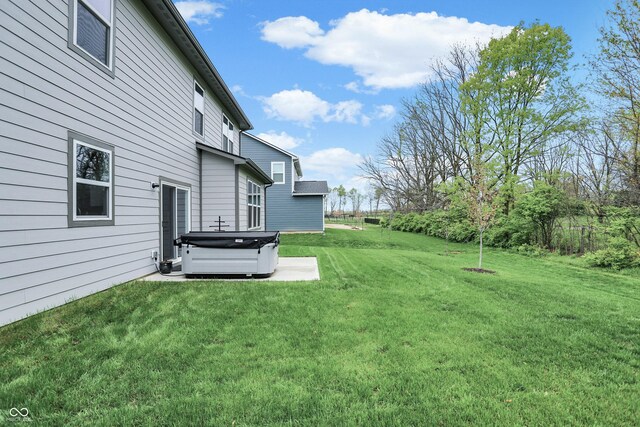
<box><xmin>463</xmin><ymin>267</ymin><xmax>496</xmax><ymax>274</ymax></box>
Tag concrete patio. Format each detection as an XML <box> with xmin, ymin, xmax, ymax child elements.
<box><xmin>141</xmin><ymin>257</ymin><xmax>320</xmax><ymax>282</ymax></box>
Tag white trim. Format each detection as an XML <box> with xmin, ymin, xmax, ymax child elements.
<box><xmin>72</xmin><ymin>139</ymin><xmax>113</xmax><ymax>222</ymax></box>
<box><xmin>72</xmin><ymin>0</ymin><xmax>115</xmax><ymax>70</ymax></box>
<box><xmin>193</xmin><ymin>80</ymin><xmax>205</xmax><ymax>137</ymax></box>
<box><xmin>160</xmin><ymin>180</ymin><xmax>191</xmax><ymax>262</ymax></box>
<box><xmin>271</xmin><ymin>161</ymin><xmax>285</xmax><ymax>185</ymax></box>
<box><xmin>247</xmin><ymin>179</ymin><xmax>262</xmax><ymax>230</ymax></box>
<box><xmin>222</xmin><ymin>114</ymin><xmax>234</xmax><ymax>153</ymax></box>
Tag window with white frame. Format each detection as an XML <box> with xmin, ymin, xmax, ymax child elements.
<box><xmin>70</xmin><ymin>0</ymin><xmax>115</xmax><ymax>70</ymax></box>
<box><xmin>222</xmin><ymin>115</ymin><xmax>234</xmax><ymax>153</ymax></box>
<box><xmin>69</xmin><ymin>135</ymin><xmax>114</xmax><ymax>226</ymax></box>
<box><xmin>194</xmin><ymin>81</ymin><xmax>204</xmax><ymax>136</ymax></box>
<box><xmin>271</xmin><ymin>161</ymin><xmax>285</xmax><ymax>184</ymax></box>
<box><xmin>247</xmin><ymin>180</ymin><xmax>262</xmax><ymax>229</ymax></box>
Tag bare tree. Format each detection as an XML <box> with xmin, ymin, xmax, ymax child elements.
<box><xmin>327</xmin><ymin>187</ymin><xmax>339</xmax><ymax>215</ymax></box>
<box><xmin>568</xmin><ymin>121</ymin><xmax>623</xmax><ymax>220</ymax></box>
<box><xmin>591</xmin><ymin>0</ymin><xmax>640</xmax><ymax>205</ymax></box>
<box><xmin>361</xmin><ymin>45</ymin><xmax>479</xmax><ymax>211</ymax></box>
<box><xmin>348</xmin><ymin>188</ymin><xmax>365</xmax><ymax>216</ymax></box>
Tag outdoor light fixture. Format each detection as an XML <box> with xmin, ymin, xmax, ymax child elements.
<box><xmin>151</xmin><ymin>182</ymin><xmax>160</xmax><ymax>189</ymax></box>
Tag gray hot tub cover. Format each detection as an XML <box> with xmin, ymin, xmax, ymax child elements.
<box><xmin>174</xmin><ymin>231</ymin><xmax>280</xmax><ymax>249</ymax></box>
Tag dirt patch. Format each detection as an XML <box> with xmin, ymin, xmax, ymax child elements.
<box><xmin>463</xmin><ymin>267</ymin><xmax>496</xmax><ymax>274</ymax></box>
<box><xmin>440</xmin><ymin>251</ymin><xmax>464</xmax><ymax>256</ymax></box>
<box><xmin>325</xmin><ymin>224</ymin><xmax>362</xmax><ymax>230</ymax></box>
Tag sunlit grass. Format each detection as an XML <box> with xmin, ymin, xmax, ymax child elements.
<box><xmin>1</xmin><ymin>227</ymin><xmax>638</xmax><ymax>425</ymax></box>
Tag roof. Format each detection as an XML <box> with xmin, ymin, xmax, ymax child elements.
<box><xmin>242</xmin><ymin>132</ymin><xmax>303</xmax><ymax>177</ymax></box>
<box><xmin>293</xmin><ymin>181</ymin><xmax>330</xmax><ymax>196</ymax></box>
<box><xmin>196</xmin><ymin>143</ymin><xmax>272</xmax><ymax>184</ymax></box>
<box><xmin>141</xmin><ymin>0</ymin><xmax>252</xmax><ymax>130</ymax></box>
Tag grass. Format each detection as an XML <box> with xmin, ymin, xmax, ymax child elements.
<box><xmin>1</xmin><ymin>227</ymin><xmax>639</xmax><ymax>425</ymax></box>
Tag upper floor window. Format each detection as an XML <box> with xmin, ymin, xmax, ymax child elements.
<box><xmin>70</xmin><ymin>0</ymin><xmax>115</xmax><ymax>73</ymax></box>
<box><xmin>222</xmin><ymin>115</ymin><xmax>234</xmax><ymax>153</ymax></box>
<box><xmin>68</xmin><ymin>132</ymin><xmax>114</xmax><ymax>227</ymax></box>
<box><xmin>194</xmin><ymin>82</ymin><xmax>204</xmax><ymax>136</ymax></box>
<box><xmin>271</xmin><ymin>162</ymin><xmax>285</xmax><ymax>184</ymax></box>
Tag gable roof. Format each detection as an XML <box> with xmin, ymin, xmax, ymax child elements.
<box><xmin>141</xmin><ymin>0</ymin><xmax>252</xmax><ymax>130</ymax></box>
<box><xmin>293</xmin><ymin>181</ymin><xmax>329</xmax><ymax>196</ymax></box>
<box><xmin>242</xmin><ymin>132</ymin><xmax>303</xmax><ymax>177</ymax></box>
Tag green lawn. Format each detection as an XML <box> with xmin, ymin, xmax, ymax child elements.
<box><xmin>1</xmin><ymin>228</ymin><xmax>639</xmax><ymax>425</ymax></box>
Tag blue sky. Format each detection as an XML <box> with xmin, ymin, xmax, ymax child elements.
<box><xmin>173</xmin><ymin>0</ymin><xmax>610</xmax><ymax>191</ymax></box>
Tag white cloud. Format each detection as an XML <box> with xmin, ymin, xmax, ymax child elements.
<box><xmin>255</xmin><ymin>131</ymin><xmax>303</xmax><ymax>150</ymax></box>
<box><xmin>260</xmin><ymin>16</ymin><xmax>324</xmax><ymax>49</ymax></box>
<box><xmin>261</xmin><ymin>89</ymin><xmax>330</xmax><ymax>126</ymax></box>
<box><xmin>230</xmin><ymin>84</ymin><xmax>248</xmax><ymax>97</ymax></box>
<box><xmin>175</xmin><ymin>1</ymin><xmax>224</xmax><ymax>25</ymax></box>
<box><xmin>374</xmin><ymin>104</ymin><xmax>396</xmax><ymax>120</ymax></box>
<box><xmin>261</xmin><ymin>9</ymin><xmax>512</xmax><ymax>89</ymax></box>
<box><xmin>325</xmin><ymin>100</ymin><xmax>363</xmax><ymax>124</ymax></box>
<box><xmin>262</xmin><ymin>89</ymin><xmax>369</xmax><ymax>126</ymax></box>
<box><xmin>301</xmin><ymin>148</ymin><xmax>363</xmax><ymax>182</ymax></box>
<box><xmin>343</xmin><ymin>81</ymin><xmax>379</xmax><ymax>95</ymax></box>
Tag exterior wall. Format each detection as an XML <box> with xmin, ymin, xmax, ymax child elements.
<box><xmin>285</xmin><ymin>196</ymin><xmax>325</xmax><ymax>231</ymax></box>
<box><xmin>200</xmin><ymin>152</ymin><xmax>236</xmax><ymax>231</ymax></box>
<box><xmin>0</xmin><ymin>0</ymin><xmax>234</xmax><ymax>325</ymax></box>
<box><xmin>240</xmin><ymin>134</ymin><xmax>324</xmax><ymax>231</ymax></box>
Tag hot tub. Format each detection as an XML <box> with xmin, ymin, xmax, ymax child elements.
<box><xmin>174</xmin><ymin>231</ymin><xmax>279</xmax><ymax>277</ymax></box>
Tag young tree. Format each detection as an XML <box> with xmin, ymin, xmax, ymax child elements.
<box><xmin>466</xmin><ymin>159</ymin><xmax>499</xmax><ymax>270</ymax></box>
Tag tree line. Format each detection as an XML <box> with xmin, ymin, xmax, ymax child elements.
<box><xmin>325</xmin><ymin>185</ymin><xmax>384</xmax><ymax>217</ymax></box>
<box><xmin>361</xmin><ymin>1</ymin><xmax>640</xmax><ymax>269</ymax></box>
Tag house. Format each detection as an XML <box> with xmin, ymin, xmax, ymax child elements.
<box><xmin>241</xmin><ymin>133</ymin><xmax>329</xmax><ymax>232</ymax></box>
<box><xmin>0</xmin><ymin>0</ymin><xmax>271</xmax><ymax>326</ymax></box>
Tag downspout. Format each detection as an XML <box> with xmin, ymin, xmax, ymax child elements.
<box><xmin>198</xmin><ymin>148</ymin><xmax>203</xmax><ymax>231</ymax></box>
<box><xmin>235</xmin><ymin>167</ymin><xmax>240</xmax><ymax>231</ymax></box>
<box><xmin>263</xmin><ymin>181</ymin><xmax>273</xmax><ymax>231</ymax></box>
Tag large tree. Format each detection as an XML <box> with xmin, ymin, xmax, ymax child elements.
<box><xmin>592</xmin><ymin>0</ymin><xmax>640</xmax><ymax>205</ymax></box>
<box><xmin>460</xmin><ymin>22</ymin><xmax>585</xmax><ymax>214</ymax></box>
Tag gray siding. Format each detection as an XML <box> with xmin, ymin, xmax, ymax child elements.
<box><xmin>241</xmin><ymin>134</ymin><xmax>325</xmax><ymax>232</ymax></box>
<box><xmin>201</xmin><ymin>152</ymin><xmax>236</xmax><ymax>231</ymax></box>
<box><xmin>0</xmin><ymin>0</ymin><xmax>235</xmax><ymax>325</ymax></box>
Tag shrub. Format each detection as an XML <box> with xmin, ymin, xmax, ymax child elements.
<box><xmin>514</xmin><ymin>243</ymin><xmax>548</xmax><ymax>257</ymax></box>
<box><xmin>584</xmin><ymin>237</ymin><xmax>640</xmax><ymax>270</ymax></box>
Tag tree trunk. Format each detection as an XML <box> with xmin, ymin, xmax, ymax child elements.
<box><xmin>478</xmin><ymin>229</ymin><xmax>484</xmax><ymax>269</ymax></box>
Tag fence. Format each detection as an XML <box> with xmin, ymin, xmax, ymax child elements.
<box><xmin>553</xmin><ymin>225</ymin><xmax>608</xmax><ymax>255</ymax></box>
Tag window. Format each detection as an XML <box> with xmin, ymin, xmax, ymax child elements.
<box><xmin>247</xmin><ymin>180</ymin><xmax>262</xmax><ymax>230</ymax></box>
<box><xmin>68</xmin><ymin>132</ymin><xmax>114</xmax><ymax>227</ymax></box>
<box><xmin>271</xmin><ymin>162</ymin><xmax>285</xmax><ymax>184</ymax></box>
<box><xmin>194</xmin><ymin>82</ymin><xmax>204</xmax><ymax>136</ymax></box>
<box><xmin>222</xmin><ymin>115</ymin><xmax>234</xmax><ymax>153</ymax></box>
<box><xmin>70</xmin><ymin>0</ymin><xmax>115</xmax><ymax>73</ymax></box>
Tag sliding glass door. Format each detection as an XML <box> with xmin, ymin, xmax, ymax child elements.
<box><xmin>160</xmin><ymin>181</ymin><xmax>190</xmax><ymax>261</ymax></box>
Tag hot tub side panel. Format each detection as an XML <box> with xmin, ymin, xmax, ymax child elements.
<box><xmin>182</xmin><ymin>243</ymin><xmax>278</xmax><ymax>275</ymax></box>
